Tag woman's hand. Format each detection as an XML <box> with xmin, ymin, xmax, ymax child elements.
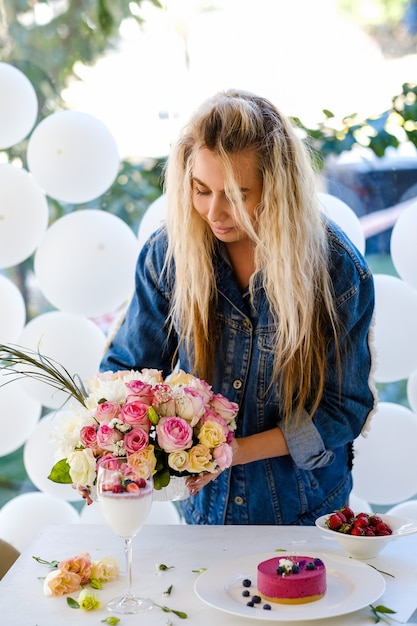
<box><xmin>186</xmin><ymin>471</ymin><xmax>221</xmax><ymax>496</ymax></box>
<box><xmin>72</xmin><ymin>483</ymin><xmax>93</xmax><ymax>505</ymax></box>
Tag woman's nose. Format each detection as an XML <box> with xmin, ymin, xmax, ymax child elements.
<box><xmin>207</xmin><ymin>194</ymin><xmax>228</xmax><ymax>223</ymax></box>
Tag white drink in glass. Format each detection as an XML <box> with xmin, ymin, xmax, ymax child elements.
<box><xmin>99</xmin><ymin>486</ymin><xmax>152</xmax><ymax>538</ymax></box>
<box><xmin>97</xmin><ymin>457</ymin><xmax>153</xmax><ymax>614</ymax></box>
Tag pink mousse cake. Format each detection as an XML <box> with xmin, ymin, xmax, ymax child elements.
<box><xmin>257</xmin><ymin>556</ymin><xmax>326</xmax><ymax>604</ymax></box>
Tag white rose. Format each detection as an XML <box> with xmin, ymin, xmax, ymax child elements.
<box><xmin>67</xmin><ymin>448</ymin><xmax>97</xmax><ymax>486</ymax></box>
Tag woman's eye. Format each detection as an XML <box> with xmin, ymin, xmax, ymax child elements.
<box><xmin>195</xmin><ymin>187</ymin><xmax>210</xmax><ymax>196</ymax></box>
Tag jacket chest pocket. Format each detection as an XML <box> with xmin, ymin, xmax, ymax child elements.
<box><xmin>256</xmin><ymin>332</ymin><xmax>280</xmax><ymax>408</ymax></box>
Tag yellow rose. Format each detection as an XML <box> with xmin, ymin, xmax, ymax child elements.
<box><xmin>128</xmin><ymin>444</ymin><xmax>157</xmax><ymax>479</ymax></box>
<box><xmin>168</xmin><ymin>450</ymin><xmax>190</xmax><ymax>472</ymax></box>
<box><xmin>67</xmin><ymin>448</ymin><xmax>97</xmax><ymax>486</ymax></box>
<box><xmin>187</xmin><ymin>444</ymin><xmax>215</xmax><ymax>473</ymax></box>
<box><xmin>165</xmin><ymin>370</ymin><xmax>195</xmax><ymax>386</ymax></box>
<box><xmin>197</xmin><ymin>421</ymin><xmax>226</xmax><ymax>448</ymax></box>
<box><xmin>76</xmin><ymin>588</ymin><xmax>102</xmax><ymax>611</ymax></box>
<box><xmin>90</xmin><ymin>557</ymin><xmax>120</xmax><ymax>583</ymax></box>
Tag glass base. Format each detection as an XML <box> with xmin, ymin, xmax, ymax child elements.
<box><xmin>106</xmin><ymin>593</ymin><xmax>153</xmax><ymax>615</ymax></box>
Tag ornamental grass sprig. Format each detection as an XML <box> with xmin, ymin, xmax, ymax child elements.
<box><xmin>0</xmin><ymin>343</ymin><xmax>88</xmax><ymax>407</ymax></box>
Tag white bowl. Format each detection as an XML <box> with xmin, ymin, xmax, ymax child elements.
<box><xmin>315</xmin><ymin>513</ymin><xmax>417</xmax><ymax>559</ymax></box>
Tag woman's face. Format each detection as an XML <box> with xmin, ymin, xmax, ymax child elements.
<box><xmin>191</xmin><ymin>148</ymin><xmax>263</xmax><ymax>244</ymax></box>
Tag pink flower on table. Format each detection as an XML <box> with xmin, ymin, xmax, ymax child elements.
<box><xmin>156</xmin><ymin>416</ymin><xmax>193</xmax><ymax>452</ymax></box>
<box><xmin>209</xmin><ymin>393</ymin><xmax>239</xmax><ymax>422</ymax></box>
<box><xmin>213</xmin><ymin>442</ymin><xmax>233</xmax><ymax>470</ymax></box>
<box><xmin>80</xmin><ymin>425</ymin><xmax>97</xmax><ymax>448</ymax></box>
<box><xmin>175</xmin><ymin>387</ymin><xmax>206</xmax><ymax>426</ymax></box>
<box><xmin>119</xmin><ymin>400</ymin><xmax>151</xmax><ymax>430</ymax></box>
<box><xmin>125</xmin><ymin>380</ymin><xmax>154</xmax><ymax>405</ymax></box>
<box><xmin>96</xmin><ymin>423</ymin><xmax>122</xmax><ymax>451</ymax></box>
<box><xmin>124</xmin><ymin>427</ymin><xmax>149</xmax><ymax>454</ymax></box>
<box><xmin>95</xmin><ymin>401</ymin><xmax>121</xmax><ymax>423</ymax></box>
<box><xmin>59</xmin><ymin>552</ymin><xmax>91</xmax><ymax>584</ymax></box>
<box><xmin>43</xmin><ymin>568</ymin><xmax>82</xmax><ymax>597</ymax></box>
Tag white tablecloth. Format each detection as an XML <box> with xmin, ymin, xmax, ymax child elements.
<box><xmin>1</xmin><ymin>523</ymin><xmax>417</xmax><ymax>625</ymax></box>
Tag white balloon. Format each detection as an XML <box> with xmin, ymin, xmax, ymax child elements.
<box><xmin>34</xmin><ymin>210</ymin><xmax>139</xmax><ymax>317</ymax></box>
<box><xmin>318</xmin><ymin>192</ymin><xmax>365</xmax><ymax>255</ymax></box>
<box><xmin>0</xmin><ymin>371</ymin><xmax>41</xmax><ymax>456</ymax></box>
<box><xmin>27</xmin><ymin>110</ymin><xmax>120</xmax><ymax>203</ymax></box>
<box><xmin>407</xmin><ymin>369</ymin><xmax>417</xmax><ymax>414</ymax></box>
<box><xmin>352</xmin><ymin>402</ymin><xmax>417</xmax><ymax>504</ymax></box>
<box><xmin>23</xmin><ymin>412</ymin><xmax>82</xmax><ymax>501</ymax></box>
<box><xmin>373</xmin><ymin>274</ymin><xmax>417</xmax><ymax>382</ymax></box>
<box><xmin>390</xmin><ymin>200</ymin><xmax>417</xmax><ymax>290</ymax></box>
<box><xmin>0</xmin><ymin>275</ymin><xmax>26</xmax><ymax>342</ymax></box>
<box><xmin>0</xmin><ymin>164</ymin><xmax>49</xmax><ymax>269</ymax></box>
<box><xmin>137</xmin><ymin>194</ymin><xmax>166</xmax><ymax>250</ymax></box>
<box><xmin>16</xmin><ymin>311</ymin><xmax>106</xmax><ymax>408</ymax></box>
<box><xmin>0</xmin><ymin>493</ymin><xmax>79</xmax><ymax>551</ymax></box>
<box><xmin>0</xmin><ymin>63</ymin><xmax>38</xmax><ymax>149</ymax></box>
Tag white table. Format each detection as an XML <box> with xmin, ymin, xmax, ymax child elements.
<box><xmin>1</xmin><ymin>523</ymin><xmax>417</xmax><ymax>625</ymax></box>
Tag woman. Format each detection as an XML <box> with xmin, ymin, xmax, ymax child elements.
<box><xmin>101</xmin><ymin>89</ymin><xmax>376</xmax><ymax>525</ymax></box>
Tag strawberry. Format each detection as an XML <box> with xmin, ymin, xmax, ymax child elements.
<box><xmin>126</xmin><ymin>482</ymin><xmax>140</xmax><ymax>493</ymax></box>
<box><xmin>327</xmin><ymin>513</ymin><xmax>344</xmax><ymax>530</ymax></box>
<box><xmin>111</xmin><ymin>483</ymin><xmax>123</xmax><ymax>493</ymax></box>
<box><xmin>340</xmin><ymin>506</ymin><xmax>355</xmax><ymax>522</ymax></box>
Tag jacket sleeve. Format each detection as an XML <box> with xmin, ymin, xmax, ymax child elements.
<box><xmin>100</xmin><ymin>229</ymin><xmax>178</xmax><ymax>377</ymax></box>
<box><xmin>282</xmin><ymin>232</ymin><xmax>377</xmax><ymax>470</ymax></box>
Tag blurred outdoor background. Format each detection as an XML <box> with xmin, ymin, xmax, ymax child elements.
<box><xmin>1</xmin><ymin>0</ymin><xmax>417</xmax><ymax>532</ymax></box>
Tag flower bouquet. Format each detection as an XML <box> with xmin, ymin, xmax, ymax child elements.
<box><xmin>0</xmin><ymin>345</ymin><xmax>238</xmax><ymax>498</ymax></box>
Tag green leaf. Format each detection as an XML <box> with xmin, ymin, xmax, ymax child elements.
<box><xmin>158</xmin><ymin>563</ymin><xmax>175</xmax><ymax>571</ymax></box>
<box><xmin>101</xmin><ymin>618</ymin><xmax>120</xmax><ymax>625</ymax></box>
<box><xmin>373</xmin><ymin>605</ymin><xmax>396</xmax><ymax>615</ymax></box>
<box><xmin>153</xmin><ymin>601</ymin><xmax>188</xmax><ymax>619</ymax></box>
<box><xmin>66</xmin><ymin>597</ymin><xmax>80</xmax><ymax>609</ymax></box>
<box><xmin>48</xmin><ymin>458</ymin><xmax>72</xmax><ymax>484</ymax></box>
<box><xmin>89</xmin><ymin>578</ymin><xmax>103</xmax><ymax>589</ymax></box>
<box><xmin>153</xmin><ymin>467</ymin><xmax>171</xmax><ymax>490</ymax></box>
<box><xmin>163</xmin><ymin>584</ymin><xmax>173</xmax><ymax>596</ymax></box>
<box><xmin>148</xmin><ymin>406</ymin><xmax>160</xmax><ymax>425</ymax></box>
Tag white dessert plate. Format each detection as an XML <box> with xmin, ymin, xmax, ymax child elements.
<box><xmin>194</xmin><ymin>551</ymin><xmax>385</xmax><ymax>621</ymax></box>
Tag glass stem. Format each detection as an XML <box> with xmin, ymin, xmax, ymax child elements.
<box><xmin>124</xmin><ymin>537</ymin><xmax>134</xmax><ymax>598</ymax></box>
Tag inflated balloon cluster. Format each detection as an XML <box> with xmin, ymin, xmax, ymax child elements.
<box><xmin>0</xmin><ymin>63</ymin><xmax>145</xmax><ymax>548</ymax></box>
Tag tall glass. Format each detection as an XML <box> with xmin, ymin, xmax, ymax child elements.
<box><xmin>97</xmin><ymin>457</ymin><xmax>153</xmax><ymax>614</ymax></box>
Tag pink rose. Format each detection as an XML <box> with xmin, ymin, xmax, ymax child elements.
<box><xmin>156</xmin><ymin>416</ymin><xmax>193</xmax><ymax>452</ymax></box>
<box><xmin>80</xmin><ymin>425</ymin><xmax>98</xmax><ymax>448</ymax></box>
<box><xmin>186</xmin><ymin>377</ymin><xmax>213</xmax><ymax>403</ymax></box>
<box><xmin>175</xmin><ymin>387</ymin><xmax>206</xmax><ymax>425</ymax></box>
<box><xmin>125</xmin><ymin>380</ymin><xmax>154</xmax><ymax>405</ymax></box>
<box><xmin>96</xmin><ymin>424</ymin><xmax>122</xmax><ymax>451</ymax></box>
<box><xmin>96</xmin><ymin>454</ymin><xmax>119</xmax><ymax>471</ymax></box>
<box><xmin>213</xmin><ymin>442</ymin><xmax>233</xmax><ymax>470</ymax></box>
<box><xmin>152</xmin><ymin>384</ymin><xmax>176</xmax><ymax>416</ymax></box>
<box><xmin>58</xmin><ymin>552</ymin><xmax>91</xmax><ymax>584</ymax></box>
<box><xmin>209</xmin><ymin>393</ymin><xmax>239</xmax><ymax>421</ymax></box>
<box><xmin>95</xmin><ymin>401</ymin><xmax>120</xmax><ymax>423</ymax></box>
<box><xmin>119</xmin><ymin>400</ymin><xmax>151</xmax><ymax>430</ymax></box>
<box><xmin>123</xmin><ymin>427</ymin><xmax>149</xmax><ymax>454</ymax></box>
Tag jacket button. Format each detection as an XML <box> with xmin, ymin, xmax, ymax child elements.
<box><xmin>233</xmin><ymin>380</ymin><xmax>242</xmax><ymax>390</ymax></box>
<box><xmin>242</xmin><ymin>318</ymin><xmax>251</xmax><ymax>328</ymax></box>
<box><xmin>234</xmin><ymin>496</ymin><xmax>244</xmax><ymax>505</ymax></box>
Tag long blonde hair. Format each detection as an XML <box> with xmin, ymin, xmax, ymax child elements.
<box><xmin>163</xmin><ymin>89</ymin><xmax>340</xmax><ymax>425</ymax></box>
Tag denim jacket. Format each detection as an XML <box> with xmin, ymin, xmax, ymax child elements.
<box><xmin>101</xmin><ymin>220</ymin><xmax>376</xmax><ymax>525</ymax></box>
